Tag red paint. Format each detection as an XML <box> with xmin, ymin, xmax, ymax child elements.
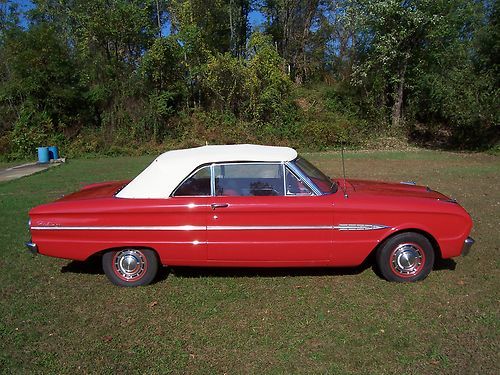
<box><xmin>57</xmin><ymin>181</ymin><xmax>129</xmax><ymax>202</ymax></box>
<box><xmin>28</xmin><ymin>178</ymin><xmax>473</xmax><ymax>269</ymax></box>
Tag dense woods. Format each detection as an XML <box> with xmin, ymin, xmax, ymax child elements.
<box><xmin>0</xmin><ymin>0</ymin><xmax>498</xmax><ymax>159</ymax></box>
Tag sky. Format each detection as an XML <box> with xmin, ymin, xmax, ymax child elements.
<box><xmin>10</xmin><ymin>0</ymin><xmax>33</xmax><ymax>12</ymax></box>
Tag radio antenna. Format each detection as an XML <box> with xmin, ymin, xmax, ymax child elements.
<box><xmin>341</xmin><ymin>143</ymin><xmax>348</xmax><ymax>198</ymax></box>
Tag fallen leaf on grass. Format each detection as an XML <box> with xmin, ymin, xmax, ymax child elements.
<box><xmin>149</xmin><ymin>301</ymin><xmax>158</xmax><ymax>308</ymax></box>
<box><xmin>103</xmin><ymin>335</ymin><xmax>113</xmax><ymax>342</ymax></box>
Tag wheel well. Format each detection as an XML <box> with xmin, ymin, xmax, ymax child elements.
<box><xmin>372</xmin><ymin>229</ymin><xmax>442</xmax><ymax>260</ymax></box>
<box><xmin>86</xmin><ymin>246</ymin><xmax>159</xmax><ymax>262</ymax></box>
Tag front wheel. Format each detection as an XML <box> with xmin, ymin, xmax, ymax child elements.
<box><xmin>102</xmin><ymin>248</ymin><xmax>158</xmax><ymax>287</ymax></box>
<box><xmin>376</xmin><ymin>233</ymin><xmax>435</xmax><ymax>282</ymax></box>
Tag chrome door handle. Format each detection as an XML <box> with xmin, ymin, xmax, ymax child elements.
<box><xmin>211</xmin><ymin>203</ymin><xmax>229</xmax><ymax>210</ymax></box>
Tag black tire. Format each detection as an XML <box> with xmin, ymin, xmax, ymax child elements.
<box><xmin>376</xmin><ymin>232</ymin><xmax>435</xmax><ymax>282</ymax></box>
<box><xmin>102</xmin><ymin>248</ymin><xmax>158</xmax><ymax>287</ymax></box>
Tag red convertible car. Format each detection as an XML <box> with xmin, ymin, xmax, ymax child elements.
<box><xmin>26</xmin><ymin>144</ymin><xmax>474</xmax><ymax>286</ymax></box>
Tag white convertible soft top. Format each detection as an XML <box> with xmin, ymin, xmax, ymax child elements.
<box><xmin>116</xmin><ymin>144</ymin><xmax>298</xmax><ymax>199</ymax></box>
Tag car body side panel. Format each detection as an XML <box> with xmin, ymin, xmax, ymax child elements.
<box><xmin>30</xmin><ymin>197</ymin><xmax>210</xmax><ymax>263</ymax></box>
<box><xmin>29</xmin><ymin>180</ymin><xmax>473</xmax><ymax>267</ymax></box>
<box><xmin>206</xmin><ymin>195</ymin><xmax>334</xmax><ymax>262</ymax></box>
<box><xmin>331</xmin><ymin>193</ymin><xmax>473</xmax><ymax>265</ymax></box>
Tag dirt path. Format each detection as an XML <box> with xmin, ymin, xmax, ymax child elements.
<box><xmin>0</xmin><ymin>161</ymin><xmax>62</xmax><ymax>183</ymax></box>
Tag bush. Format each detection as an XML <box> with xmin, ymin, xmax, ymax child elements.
<box><xmin>203</xmin><ymin>53</ymin><xmax>246</xmax><ymax>113</ymax></box>
<box><xmin>10</xmin><ymin>107</ymin><xmax>56</xmax><ymax>159</ymax></box>
<box><xmin>244</xmin><ymin>33</ymin><xmax>294</xmax><ymax>125</ymax></box>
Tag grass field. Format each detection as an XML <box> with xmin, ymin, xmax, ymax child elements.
<box><xmin>1</xmin><ymin>150</ymin><xmax>498</xmax><ymax>374</ymax></box>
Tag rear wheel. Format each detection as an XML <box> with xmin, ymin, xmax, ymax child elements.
<box><xmin>376</xmin><ymin>232</ymin><xmax>435</xmax><ymax>282</ymax></box>
<box><xmin>102</xmin><ymin>248</ymin><xmax>158</xmax><ymax>287</ymax></box>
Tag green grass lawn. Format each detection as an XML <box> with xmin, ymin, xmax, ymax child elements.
<box><xmin>1</xmin><ymin>150</ymin><xmax>498</xmax><ymax>374</ymax></box>
<box><xmin>0</xmin><ymin>160</ymin><xmax>29</xmax><ymax>170</ymax></box>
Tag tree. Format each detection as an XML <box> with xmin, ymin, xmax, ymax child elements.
<box><xmin>203</xmin><ymin>52</ymin><xmax>245</xmax><ymax>112</ymax></box>
<box><xmin>245</xmin><ymin>32</ymin><xmax>292</xmax><ymax>124</ymax></box>
<box><xmin>349</xmin><ymin>0</ymin><xmax>492</xmax><ymax>131</ymax></box>
<box><xmin>169</xmin><ymin>0</ymin><xmax>249</xmax><ymax>56</ymax></box>
<box><xmin>260</xmin><ymin>0</ymin><xmax>320</xmax><ymax>84</ymax></box>
<box><xmin>0</xmin><ymin>0</ymin><xmax>497</xmax><ymax>157</ymax></box>
<box><xmin>350</xmin><ymin>0</ymin><xmax>435</xmax><ymax>127</ymax></box>
<box><xmin>0</xmin><ymin>23</ymin><xmax>87</xmax><ymax>156</ymax></box>
<box><xmin>229</xmin><ymin>0</ymin><xmax>250</xmax><ymax>57</ymax></box>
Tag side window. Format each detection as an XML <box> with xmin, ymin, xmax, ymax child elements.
<box><xmin>173</xmin><ymin>166</ymin><xmax>211</xmax><ymax>196</ymax></box>
<box><xmin>285</xmin><ymin>168</ymin><xmax>313</xmax><ymax>196</ymax></box>
<box><xmin>214</xmin><ymin>163</ymin><xmax>284</xmax><ymax>196</ymax></box>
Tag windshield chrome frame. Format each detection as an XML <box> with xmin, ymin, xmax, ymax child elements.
<box><xmin>285</xmin><ymin>160</ymin><xmax>323</xmax><ymax>196</ymax></box>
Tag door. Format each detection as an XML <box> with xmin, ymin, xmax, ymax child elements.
<box><xmin>207</xmin><ymin>163</ymin><xmax>333</xmax><ymax>263</ymax></box>
<box><xmin>154</xmin><ymin>165</ymin><xmax>212</xmax><ymax>264</ymax></box>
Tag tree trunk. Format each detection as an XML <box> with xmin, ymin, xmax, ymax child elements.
<box><xmin>391</xmin><ymin>57</ymin><xmax>407</xmax><ymax>128</ymax></box>
<box><xmin>155</xmin><ymin>0</ymin><xmax>162</xmax><ymax>37</ymax></box>
<box><xmin>237</xmin><ymin>0</ymin><xmax>249</xmax><ymax>58</ymax></box>
<box><xmin>229</xmin><ymin>0</ymin><xmax>235</xmax><ymax>56</ymax></box>
<box><xmin>296</xmin><ymin>0</ymin><xmax>318</xmax><ymax>84</ymax></box>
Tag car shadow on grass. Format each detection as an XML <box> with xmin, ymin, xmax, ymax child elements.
<box><xmin>61</xmin><ymin>256</ymin><xmax>103</xmax><ymax>275</ymax></box>
<box><xmin>59</xmin><ymin>256</ymin><xmax>457</xmax><ymax>283</ymax></box>
<box><xmin>60</xmin><ymin>255</ymin><xmax>374</xmax><ymax>281</ymax></box>
<box><xmin>59</xmin><ymin>260</ymin><xmax>370</xmax><ymax>284</ymax></box>
<box><xmin>168</xmin><ymin>262</ymin><xmax>372</xmax><ymax>280</ymax></box>
<box><xmin>61</xmin><ymin>258</ymin><xmax>172</xmax><ymax>286</ymax></box>
<box><xmin>434</xmin><ymin>257</ymin><xmax>457</xmax><ymax>271</ymax></box>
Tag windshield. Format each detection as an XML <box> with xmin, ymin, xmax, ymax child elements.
<box><xmin>292</xmin><ymin>157</ymin><xmax>338</xmax><ymax>194</ymax></box>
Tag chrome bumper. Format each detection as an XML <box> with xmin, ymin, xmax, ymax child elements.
<box><xmin>462</xmin><ymin>237</ymin><xmax>475</xmax><ymax>256</ymax></box>
<box><xmin>25</xmin><ymin>241</ymin><xmax>38</xmax><ymax>255</ymax></box>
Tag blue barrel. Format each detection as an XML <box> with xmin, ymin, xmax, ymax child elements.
<box><xmin>37</xmin><ymin>147</ymin><xmax>50</xmax><ymax>163</ymax></box>
<box><xmin>48</xmin><ymin>146</ymin><xmax>59</xmax><ymax>160</ymax></box>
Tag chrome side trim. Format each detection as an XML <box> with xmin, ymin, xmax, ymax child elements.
<box><xmin>400</xmin><ymin>181</ymin><xmax>416</xmax><ymax>185</ymax></box>
<box><xmin>31</xmin><ymin>223</ymin><xmax>391</xmax><ymax>231</ymax></box>
<box><xmin>208</xmin><ymin>225</ymin><xmax>333</xmax><ymax>231</ymax></box>
<box><xmin>31</xmin><ymin>225</ymin><xmax>206</xmax><ymax>231</ymax></box>
<box><xmin>334</xmin><ymin>224</ymin><xmax>390</xmax><ymax>231</ymax></box>
<box><xmin>209</xmin><ymin>224</ymin><xmax>391</xmax><ymax>231</ymax></box>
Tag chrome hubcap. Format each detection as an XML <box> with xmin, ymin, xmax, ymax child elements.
<box><xmin>391</xmin><ymin>243</ymin><xmax>423</xmax><ymax>276</ymax></box>
<box><xmin>114</xmin><ymin>249</ymin><xmax>146</xmax><ymax>280</ymax></box>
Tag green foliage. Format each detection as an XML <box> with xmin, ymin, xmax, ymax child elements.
<box><xmin>474</xmin><ymin>1</ymin><xmax>500</xmax><ymax>87</ymax></box>
<box><xmin>142</xmin><ymin>36</ymin><xmax>185</xmax><ymax>91</ymax></box>
<box><xmin>10</xmin><ymin>107</ymin><xmax>54</xmax><ymax>159</ymax></box>
<box><xmin>203</xmin><ymin>53</ymin><xmax>245</xmax><ymax>112</ymax></box>
<box><xmin>0</xmin><ymin>23</ymin><xmax>85</xmax><ymax>120</ymax></box>
<box><xmin>202</xmin><ymin>34</ymin><xmax>295</xmax><ymax>127</ymax></box>
<box><xmin>245</xmin><ymin>33</ymin><xmax>294</xmax><ymax>125</ymax></box>
<box><xmin>0</xmin><ymin>0</ymin><xmax>498</xmax><ymax>158</ymax></box>
<box><xmin>292</xmin><ymin>84</ymin><xmax>374</xmax><ymax>150</ymax></box>
<box><xmin>409</xmin><ymin>60</ymin><xmax>499</xmax><ymax>147</ymax></box>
